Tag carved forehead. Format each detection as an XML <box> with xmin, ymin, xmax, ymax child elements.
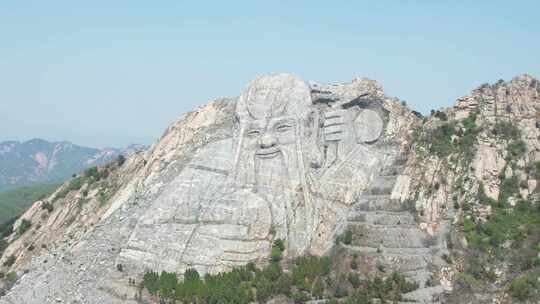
<box><xmin>237</xmin><ymin>73</ymin><xmax>312</xmax><ymax>120</ymax></box>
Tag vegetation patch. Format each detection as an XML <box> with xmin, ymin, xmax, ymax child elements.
<box><xmin>141</xmin><ymin>241</ymin><xmax>418</xmax><ymax>303</ymax></box>
<box><xmin>336</xmin><ymin>230</ymin><xmax>353</xmax><ymax>245</ymax></box>
<box><xmin>414</xmin><ymin>111</ymin><xmax>479</xmax><ymax>160</ymax></box>
<box><xmin>0</xmin><ymin>183</ymin><xmax>60</xmax><ymax>223</ymax></box>
<box><xmin>15</xmin><ymin>219</ymin><xmax>32</xmax><ymax>237</ymax></box>
<box><xmin>464</xmin><ymin>200</ymin><xmax>540</xmax><ymax>252</ymax></box>
<box><xmin>508</xmin><ymin>272</ymin><xmax>539</xmax><ymax>301</ymax></box>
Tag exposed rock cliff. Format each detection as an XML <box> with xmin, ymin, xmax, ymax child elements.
<box><xmin>400</xmin><ymin>74</ymin><xmax>540</xmax><ymax>303</ymax></box>
<box><xmin>0</xmin><ymin>74</ymin><xmax>539</xmax><ymax>304</ymax></box>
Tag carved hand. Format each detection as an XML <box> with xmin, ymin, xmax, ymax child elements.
<box><xmin>322</xmin><ymin>109</ymin><xmax>348</xmax><ymax>142</ymax></box>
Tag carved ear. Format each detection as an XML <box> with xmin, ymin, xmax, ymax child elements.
<box><xmin>354</xmin><ymin>109</ymin><xmax>383</xmax><ymax>143</ymax></box>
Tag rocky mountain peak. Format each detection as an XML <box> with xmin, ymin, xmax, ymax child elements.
<box><xmin>0</xmin><ymin>74</ymin><xmax>539</xmax><ymax>304</ymax></box>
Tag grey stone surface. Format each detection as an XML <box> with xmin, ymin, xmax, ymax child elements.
<box><xmin>0</xmin><ymin>73</ymin><xmax>420</xmax><ymax>303</ymax></box>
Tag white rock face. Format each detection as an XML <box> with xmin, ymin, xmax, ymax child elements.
<box><xmin>0</xmin><ymin>73</ymin><xmax>417</xmax><ymax>303</ymax></box>
<box><xmin>473</xmin><ymin>144</ymin><xmax>506</xmax><ymax>200</ymax></box>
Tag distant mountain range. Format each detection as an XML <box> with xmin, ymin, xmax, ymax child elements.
<box><xmin>0</xmin><ymin>138</ymin><xmax>145</xmax><ymax>191</ymax></box>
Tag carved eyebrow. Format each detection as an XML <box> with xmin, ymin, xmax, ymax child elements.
<box><xmin>272</xmin><ymin>118</ymin><xmax>295</xmax><ymax>126</ymax></box>
<box><xmin>276</xmin><ymin>126</ymin><xmax>292</xmax><ymax>132</ymax></box>
<box><xmin>246</xmin><ymin>129</ymin><xmax>261</xmax><ymax>135</ymax></box>
<box><xmin>274</xmin><ymin>122</ymin><xmax>293</xmax><ymax>132</ymax></box>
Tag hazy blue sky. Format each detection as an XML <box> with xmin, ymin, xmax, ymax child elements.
<box><xmin>1</xmin><ymin>1</ymin><xmax>539</xmax><ymax>148</ymax></box>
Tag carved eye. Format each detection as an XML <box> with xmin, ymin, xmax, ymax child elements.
<box><xmin>276</xmin><ymin>124</ymin><xmax>292</xmax><ymax>133</ymax></box>
<box><xmin>246</xmin><ymin>129</ymin><xmax>261</xmax><ymax>137</ymax></box>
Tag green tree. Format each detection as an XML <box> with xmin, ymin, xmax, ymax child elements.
<box><xmin>270</xmin><ymin>238</ymin><xmax>285</xmax><ymax>262</ymax></box>
<box><xmin>143</xmin><ymin>271</ymin><xmax>160</xmax><ymax>296</ymax></box>
<box><xmin>2</xmin><ymin>255</ymin><xmax>16</xmax><ymax>267</ymax></box>
<box><xmin>343</xmin><ymin>230</ymin><xmax>353</xmax><ymax>245</ymax></box>
<box><xmin>117</xmin><ymin>155</ymin><xmax>126</xmax><ymax>166</ymax></box>
<box><xmin>312</xmin><ymin>277</ymin><xmax>325</xmax><ymax>299</ymax></box>
<box><xmin>508</xmin><ymin>274</ymin><xmax>537</xmax><ymax>301</ymax></box>
<box><xmin>159</xmin><ymin>271</ymin><xmax>177</xmax><ymax>300</ymax></box>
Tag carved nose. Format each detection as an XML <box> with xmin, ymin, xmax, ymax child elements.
<box><xmin>258</xmin><ymin>133</ymin><xmax>277</xmax><ymax>148</ymax></box>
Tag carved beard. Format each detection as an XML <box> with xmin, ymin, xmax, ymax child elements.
<box><xmin>253</xmin><ymin>146</ymin><xmax>297</xmax><ymax>242</ymax></box>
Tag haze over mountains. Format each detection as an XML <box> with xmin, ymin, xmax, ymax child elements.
<box><xmin>0</xmin><ymin>139</ymin><xmax>145</xmax><ymax>192</ymax></box>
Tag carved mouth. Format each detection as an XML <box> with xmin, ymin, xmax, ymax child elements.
<box><xmin>256</xmin><ymin>148</ymin><xmax>280</xmax><ymax>159</ymax></box>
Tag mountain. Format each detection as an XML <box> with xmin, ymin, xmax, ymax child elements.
<box><xmin>0</xmin><ymin>74</ymin><xmax>539</xmax><ymax>303</ymax></box>
<box><xmin>0</xmin><ymin>139</ymin><xmax>145</xmax><ymax>192</ymax></box>
<box><xmin>0</xmin><ymin>184</ymin><xmax>60</xmax><ymax>224</ymax></box>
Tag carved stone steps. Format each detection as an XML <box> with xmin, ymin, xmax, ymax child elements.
<box><xmin>341</xmin><ymin>244</ymin><xmax>431</xmax><ymax>255</ymax></box>
<box><xmin>355</xmin><ymin>195</ymin><xmax>405</xmax><ymax>212</ymax></box>
<box><xmin>347</xmin><ymin>211</ymin><xmax>416</xmax><ymax>226</ymax></box>
<box><xmin>402</xmin><ymin>269</ymin><xmax>435</xmax><ymax>284</ymax></box>
<box><xmin>349</xmin><ymin>225</ymin><xmax>430</xmax><ymax>248</ymax></box>
<box><xmin>392</xmin><ymin>155</ymin><xmax>410</xmax><ymax>166</ymax></box>
<box><xmin>347</xmin><ymin>221</ymin><xmax>417</xmax><ymax>230</ymax></box>
<box><xmin>367</xmin><ymin>175</ymin><xmax>400</xmax><ymax>195</ymax></box>
<box><xmin>401</xmin><ymin>285</ymin><xmax>445</xmax><ymax>304</ymax></box>
<box><xmin>355</xmin><ymin>252</ymin><xmax>429</xmax><ymax>273</ymax></box>
<box><xmin>378</xmin><ymin>164</ymin><xmax>406</xmax><ymax>177</ymax></box>
<box><xmin>342</xmin><ymin>154</ymin><xmax>443</xmax><ymax>304</ymax></box>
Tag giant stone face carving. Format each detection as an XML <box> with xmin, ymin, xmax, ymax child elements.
<box><xmin>120</xmin><ymin>73</ymin><xmax>386</xmax><ymax>275</ymax></box>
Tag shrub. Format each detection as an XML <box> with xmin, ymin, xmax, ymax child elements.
<box><xmin>350</xmin><ymin>259</ymin><xmax>358</xmax><ymax>270</ymax></box>
<box><xmin>455</xmin><ymin>272</ymin><xmax>479</xmax><ymax>289</ymax></box>
<box><xmin>0</xmin><ymin>217</ymin><xmax>17</xmax><ymax>238</ymax></box>
<box><xmin>434</xmin><ymin>111</ymin><xmax>448</xmax><ymax>121</ymax></box>
<box><xmin>442</xmin><ymin>253</ymin><xmax>453</xmax><ymax>264</ymax></box>
<box><xmin>41</xmin><ymin>202</ymin><xmax>53</xmax><ymax>212</ymax></box>
<box><xmin>3</xmin><ymin>255</ymin><xmax>16</xmax><ymax>267</ymax></box>
<box><xmin>16</xmin><ymin>219</ymin><xmax>32</xmax><ymax>236</ymax></box>
<box><xmin>508</xmin><ymin>274</ymin><xmax>537</xmax><ymax>301</ymax></box>
<box><xmin>273</xmin><ymin>238</ymin><xmax>285</xmax><ymax>251</ymax></box>
<box><xmin>478</xmin><ymin>183</ymin><xmax>497</xmax><ymax>206</ymax></box>
<box><xmin>291</xmin><ymin>291</ymin><xmax>310</xmax><ymax>303</ymax></box>
<box><xmin>68</xmin><ymin>177</ymin><xmax>84</xmax><ymax>191</ymax></box>
<box><xmin>492</xmin><ymin>121</ymin><xmax>520</xmax><ymax>140</ymax></box>
<box><xmin>5</xmin><ymin>271</ymin><xmax>17</xmax><ymax>282</ymax></box>
<box><xmin>55</xmin><ymin>176</ymin><xmax>86</xmax><ymax>201</ymax></box>
<box><xmin>499</xmin><ymin>176</ymin><xmax>519</xmax><ymax>205</ymax></box>
<box><xmin>0</xmin><ymin>239</ymin><xmax>7</xmax><ymax>256</ymax></box>
<box><xmin>84</xmin><ymin>167</ymin><xmax>100</xmax><ymax>179</ymax></box>
<box><xmin>117</xmin><ymin>155</ymin><xmax>126</xmax><ymax>166</ymax></box>
<box><xmin>508</xmin><ymin>140</ymin><xmax>527</xmax><ymax>158</ymax></box>
<box><xmin>534</xmin><ymin>161</ymin><xmax>540</xmax><ymax>180</ymax></box>
<box><xmin>391</xmin><ymin>272</ymin><xmax>419</xmax><ymax>293</ymax></box>
<box><xmin>428</xmin><ymin>123</ymin><xmax>455</xmax><ymax>157</ymax></box>
<box><xmin>344</xmin><ymin>230</ymin><xmax>353</xmax><ymax>245</ymax></box>
<box><xmin>271</xmin><ymin>239</ymin><xmax>285</xmax><ymax>262</ymax></box>
<box><xmin>348</xmin><ymin>273</ymin><xmax>361</xmax><ymax>288</ymax></box>
<box><xmin>312</xmin><ymin>277</ymin><xmax>324</xmax><ymax>299</ymax></box>
<box><xmin>337</xmin><ymin>230</ymin><xmax>353</xmax><ymax>245</ymax></box>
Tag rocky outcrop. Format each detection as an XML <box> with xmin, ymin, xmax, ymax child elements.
<box><xmin>0</xmin><ymin>73</ymin><xmax>539</xmax><ymax>304</ymax></box>
<box><xmin>400</xmin><ymin>75</ymin><xmax>540</xmax><ymax>303</ymax></box>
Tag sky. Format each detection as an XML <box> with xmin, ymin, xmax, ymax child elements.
<box><xmin>1</xmin><ymin>1</ymin><xmax>539</xmax><ymax>148</ymax></box>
